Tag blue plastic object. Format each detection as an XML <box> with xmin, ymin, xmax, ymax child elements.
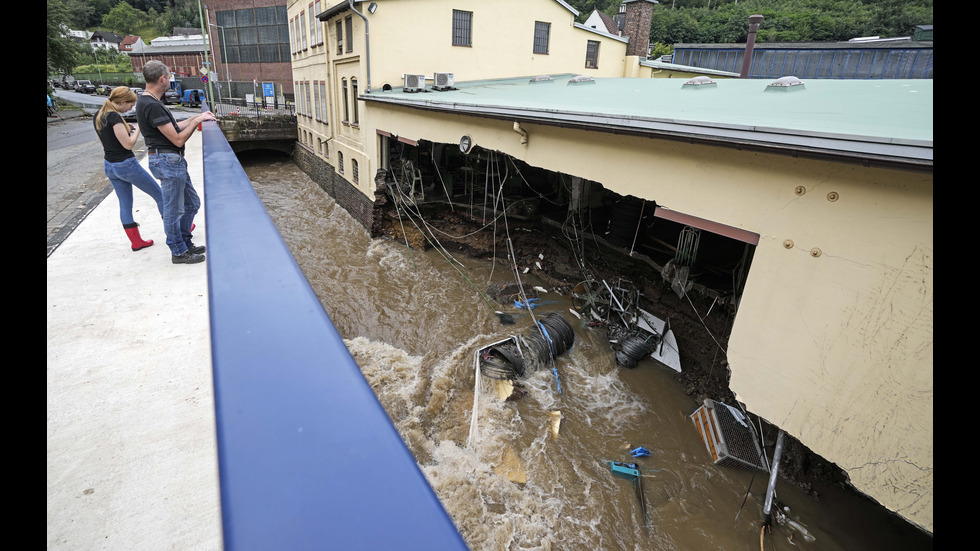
<box><xmin>630</xmin><ymin>446</ymin><xmax>651</xmax><ymax>457</ymax></box>
<box><xmin>552</xmin><ymin>367</ymin><xmax>562</xmax><ymax>395</ymax></box>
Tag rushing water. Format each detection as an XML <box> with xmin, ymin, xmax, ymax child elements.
<box><xmin>241</xmin><ymin>153</ymin><xmax>932</xmax><ymax>551</ymax></box>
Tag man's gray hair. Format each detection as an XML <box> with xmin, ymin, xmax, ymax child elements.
<box><xmin>142</xmin><ymin>60</ymin><xmax>169</xmax><ymax>85</ymax></box>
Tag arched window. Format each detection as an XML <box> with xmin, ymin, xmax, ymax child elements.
<box><xmin>338</xmin><ymin>151</ymin><xmax>344</xmax><ymax>174</ymax></box>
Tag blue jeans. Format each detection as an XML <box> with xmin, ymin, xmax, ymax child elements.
<box><xmin>148</xmin><ymin>153</ymin><xmax>200</xmax><ymax>256</ymax></box>
<box><xmin>104</xmin><ymin>156</ymin><xmax>164</xmax><ymax>226</ymax></box>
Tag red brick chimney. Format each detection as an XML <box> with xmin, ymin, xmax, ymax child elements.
<box><xmin>622</xmin><ymin>0</ymin><xmax>657</xmax><ymax>57</ymax></box>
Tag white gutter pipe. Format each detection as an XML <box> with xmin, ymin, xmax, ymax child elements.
<box><xmin>349</xmin><ymin>0</ymin><xmax>372</xmax><ymax>93</ymax></box>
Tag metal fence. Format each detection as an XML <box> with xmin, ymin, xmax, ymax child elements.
<box><xmin>212</xmin><ymin>98</ymin><xmax>296</xmax><ymax>120</ymax></box>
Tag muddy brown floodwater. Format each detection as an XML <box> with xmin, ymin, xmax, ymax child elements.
<box><xmin>241</xmin><ymin>151</ymin><xmax>932</xmax><ymax>551</ymax></box>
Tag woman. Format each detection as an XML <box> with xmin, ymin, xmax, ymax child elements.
<box><xmin>94</xmin><ymin>86</ymin><xmax>165</xmax><ymax>251</ymax></box>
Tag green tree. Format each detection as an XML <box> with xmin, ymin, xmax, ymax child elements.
<box><xmin>47</xmin><ymin>0</ymin><xmax>80</xmax><ymax>75</ymax></box>
<box><xmin>102</xmin><ymin>0</ymin><xmax>145</xmax><ymax>34</ymax></box>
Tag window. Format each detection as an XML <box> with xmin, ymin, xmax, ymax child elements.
<box><xmin>345</xmin><ymin>16</ymin><xmax>353</xmax><ymax>53</ymax></box>
<box><xmin>291</xmin><ymin>17</ymin><xmax>297</xmax><ymax>53</ymax></box>
<box><xmin>342</xmin><ymin>78</ymin><xmax>349</xmax><ymax>122</ymax></box>
<box><xmin>314</xmin><ymin>1</ymin><xmax>322</xmax><ymax>44</ymax></box>
<box><xmin>314</xmin><ymin>81</ymin><xmax>320</xmax><ymax>121</ymax></box>
<box><xmin>585</xmin><ymin>40</ymin><xmax>599</xmax><ymax>69</ymax></box>
<box><xmin>336</xmin><ymin>20</ymin><xmax>343</xmax><ymax>54</ymax></box>
<box><xmin>533</xmin><ymin>21</ymin><xmax>550</xmax><ymax>54</ymax></box>
<box><xmin>352</xmin><ymin>159</ymin><xmax>359</xmax><ymax>185</ymax></box>
<box><xmin>319</xmin><ymin>82</ymin><xmax>327</xmax><ymax>124</ymax></box>
<box><xmin>300</xmin><ymin>11</ymin><xmax>307</xmax><ymax>49</ymax></box>
<box><xmin>452</xmin><ymin>10</ymin><xmax>472</xmax><ymax>46</ymax></box>
<box><xmin>305</xmin><ymin>81</ymin><xmax>312</xmax><ymax>118</ymax></box>
<box><xmin>338</xmin><ymin>151</ymin><xmax>344</xmax><ymax>174</ymax></box>
<box><xmin>351</xmin><ymin>78</ymin><xmax>359</xmax><ymax>125</ymax></box>
<box><xmin>307</xmin><ymin>6</ymin><xmax>313</xmax><ymax>47</ymax></box>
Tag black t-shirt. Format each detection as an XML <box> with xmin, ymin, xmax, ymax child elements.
<box><xmin>94</xmin><ymin>111</ymin><xmax>135</xmax><ymax>163</ymax></box>
<box><xmin>135</xmin><ymin>93</ymin><xmax>183</xmax><ymax>153</ymax></box>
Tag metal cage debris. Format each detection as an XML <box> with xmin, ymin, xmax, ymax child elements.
<box><xmin>690</xmin><ymin>399</ymin><xmax>768</xmax><ymax>472</ymax></box>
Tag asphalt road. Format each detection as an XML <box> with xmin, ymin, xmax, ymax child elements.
<box><xmin>46</xmin><ymin>91</ymin><xmax>193</xmax><ymax>257</ymax></box>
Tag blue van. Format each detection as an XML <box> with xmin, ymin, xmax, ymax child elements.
<box><xmin>180</xmin><ymin>89</ymin><xmax>206</xmax><ymax>107</ymax></box>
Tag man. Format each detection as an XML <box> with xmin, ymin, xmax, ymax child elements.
<box><xmin>136</xmin><ymin>60</ymin><xmax>216</xmax><ymax>264</ymax></box>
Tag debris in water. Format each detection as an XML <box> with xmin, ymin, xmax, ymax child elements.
<box><xmin>568</xmin><ymin>308</ymin><xmax>582</xmax><ymax>320</ymax></box>
<box><xmin>549</xmin><ymin>410</ymin><xmax>562</xmax><ymax>438</ymax></box>
<box><xmin>607</xmin><ymin>461</ymin><xmax>649</xmax><ymax>526</ymax></box>
<box><xmin>494</xmin><ymin>445</ymin><xmax>528</xmax><ymax>484</ymax></box>
<box><xmin>630</xmin><ymin>446</ymin><xmax>652</xmax><ymax>457</ymax></box>
<box><xmin>534</xmin><ymin>286</ymin><xmax>548</xmax><ymax>294</ymax></box>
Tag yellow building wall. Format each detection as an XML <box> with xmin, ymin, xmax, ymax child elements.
<box><xmin>289</xmin><ymin>0</ymin><xmax>632</xmax><ymax>199</ymax></box>
<box><xmin>367</xmin><ymin>106</ymin><xmax>933</xmax><ymax>533</ymax></box>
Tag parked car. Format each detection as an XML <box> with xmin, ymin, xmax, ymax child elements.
<box><xmin>180</xmin><ymin>89</ymin><xmax>206</xmax><ymax>107</ymax></box>
<box><xmin>163</xmin><ymin>89</ymin><xmax>181</xmax><ymax>104</ymax></box>
<box><xmin>131</xmin><ymin>87</ymin><xmax>144</xmax><ymax>96</ymax></box>
<box><xmin>75</xmin><ymin>80</ymin><xmax>96</xmax><ymax>94</ymax></box>
<box><xmin>122</xmin><ymin>104</ymin><xmax>137</xmax><ymax>122</ymax></box>
<box><xmin>96</xmin><ymin>84</ymin><xmax>115</xmax><ymax>96</ymax></box>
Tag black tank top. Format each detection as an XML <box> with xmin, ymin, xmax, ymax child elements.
<box><xmin>94</xmin><ymin>111</ymin><xmax>135</xmax><ymax>163</ymax></box>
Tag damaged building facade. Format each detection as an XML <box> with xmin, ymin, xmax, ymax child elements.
<box><xmin>285</xmin><ymin>0</ymin><xmax>933</xmax><ymax>533</ymax></box>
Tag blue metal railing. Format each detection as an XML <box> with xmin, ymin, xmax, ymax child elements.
<box><xmin>200</xmin><ymin>102</ymin><xmax>469</xmax><ymax>551</ymax></box>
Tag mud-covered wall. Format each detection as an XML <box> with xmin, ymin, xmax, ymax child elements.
<box><xmin>364</xmin><ymin>105</ymin><xmax>934</xmax><ymax>533</ymax></box>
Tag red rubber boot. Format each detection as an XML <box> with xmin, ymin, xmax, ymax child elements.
<box><xmin>123</xmin><ymin>222</ymin><xmax>154</xmax><ymax>251</ymax></box>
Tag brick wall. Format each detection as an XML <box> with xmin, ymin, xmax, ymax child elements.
<box><xmin>292</xmin><ymin>144</ymin><xmax>388</xmax><ymax>237</ymax></box>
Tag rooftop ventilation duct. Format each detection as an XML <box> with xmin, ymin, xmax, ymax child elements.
<box><xmin>529</xmin><ymin>75</ymin><xmax>554</xmax><ymax>84</ymax></box>
<box><xmin>682</xmin><ymin>76</ymin><xmax>717</xmax><ymax>90</ymax></box>
<box><xmin>567</xmin><ymin>75</ymin><xmax>596</xmax><ymax>85</ymax></box>
<box><xmin>764</xmin><ymin>76</ymin><xmax>805</xmax><ymax>92</ymax></box>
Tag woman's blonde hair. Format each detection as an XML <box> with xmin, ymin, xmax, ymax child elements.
<box><xmin>94</xmin><ymin>86</ymin><xmax>138</xmax><ymax>132</ymax></box>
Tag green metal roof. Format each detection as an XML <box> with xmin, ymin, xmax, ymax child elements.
<box><xmin>362</xmin><ymin>74</ymin><xmax>932</xmax><ymax>169</ymax></box>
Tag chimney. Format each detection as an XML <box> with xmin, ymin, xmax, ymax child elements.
<box><xmin>622</xmin><ymin>0</ymin><xmax>657</xmax><ymax>58</ymax></box>
<box><xmin>740</xmin><ymin>15</ymin><xmax>765</xmax><ymax>78</ymax></box>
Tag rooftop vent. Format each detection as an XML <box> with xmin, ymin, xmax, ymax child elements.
<box><xmin>682</xmin><ymin>76</ymin><xmax>717</xmax><ymax>90</ymax></box>
<box><xmin>765</xmin><ymin>76</ymin><xmax>805</xmax><ymax>92</ymax></box>
<box><xmin>567</xmin><ymin>75</ymin><xmax>596</xmax><ymax>85</ymax></box>
<box><xmin>529</xmin><ymin>75</ymin><xmax>554</xmax><ymax>84</ymax></box>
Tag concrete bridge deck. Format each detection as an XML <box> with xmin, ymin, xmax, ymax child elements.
<box><xmin>47</xmin><ymin>131</ymin><xmax>222</xmax><ymax>550</ymax></box>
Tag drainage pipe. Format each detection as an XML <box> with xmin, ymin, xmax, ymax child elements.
<box><xmin>763</xmin><ymin>429</ymin><xmax>785</xmax><ymax>516</ymax></box>
<box><xmin>740</xmin><ymin>15</ymin><xmax>765</xmax><ymax>78</ymax></box>
<box><xmin>349</xmin><ymin>0</ymin><xmax>372</xmax><ymax>92</ymax></box>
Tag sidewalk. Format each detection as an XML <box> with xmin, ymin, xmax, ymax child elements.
<box><xmin>46</xmin><ymin>130</ymin><xmax>222</xmax><ymax>551</ymax></box>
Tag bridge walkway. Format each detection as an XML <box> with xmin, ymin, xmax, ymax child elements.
<box><xmin>47</xmin><ymin>116</ymin><xmax>468</xmax><ymax>550</ymax></box>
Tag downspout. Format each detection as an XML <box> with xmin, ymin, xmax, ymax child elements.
<box><xmin>349</xmin><ymin>0</ymin><xmax>371</xmax><ymax>93</ymax></box>
<box><xmin>739</xmin><ymin>14</ymin><xmax>764</xmax><ymax>78</ymax></box>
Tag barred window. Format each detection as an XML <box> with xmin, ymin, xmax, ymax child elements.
<box><xmin>452</xmin><ymin>10</ymin><xmax>472</xmax><ymax>47</ymax></box>
<box><xmin>533</xmin><ymin>21</ymin><xmax>550</xmax><ymax>54</ymax></box>
<box><xmin>585</xmin><ymin>40</ymin><xmax>599</xmax><ymax>69</ymax></box>
<box><xmin>338</xmin><ymin>151</ymin><xmax>344</xmax><ymax>174</ymax></box>
<box><xmin>352</xmin><ymin>159</ymin><xmax>359</xmax><ymax>185</ymax></box>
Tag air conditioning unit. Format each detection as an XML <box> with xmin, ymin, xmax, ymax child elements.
<box><xmin>403</xmin><ymin>74</ymin><xmax>426</xmax><ymax>92</ymax></box>
<box><xmin>433</xmin><ymin>72</ymin><xmax>455</xmax><ymax>91</ymax></box>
